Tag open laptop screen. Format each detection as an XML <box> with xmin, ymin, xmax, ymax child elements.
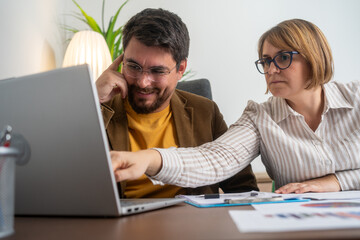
<box><xmin>0</xmin><ymin>65</ymin><xmax>121</xmax><ymax>216</ymax></box>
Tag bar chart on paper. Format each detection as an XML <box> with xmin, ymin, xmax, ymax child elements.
<box><xmin>263</xmin><ymin>211</ymin><xmax>360</xmax><ymax>220</ymax></box>
<box><xmin>229</xmin><ymin>200</ymin><xmax>360</xmax><ymax>232</ymax></box>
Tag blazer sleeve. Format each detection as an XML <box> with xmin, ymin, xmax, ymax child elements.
<box><xmin>212</xmin><ymin>102</ymin><xmax>259</xmax><ymax>193</ymax></box>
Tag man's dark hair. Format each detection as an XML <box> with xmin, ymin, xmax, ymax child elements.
<box><xmin>122</xmin><ymin>8</ymin><xmax>190</xmax><ymax>69</ymax></box>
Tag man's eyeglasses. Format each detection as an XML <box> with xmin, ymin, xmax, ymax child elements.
<box><xmin>255</xmin><ymin>51</ymin><xmax>299</xmax><ymax>74</ymax></box>
<box><xmin>123</xmin><ymin>62</ymin><xmax>177</xmax><ymax>82</ymax></box>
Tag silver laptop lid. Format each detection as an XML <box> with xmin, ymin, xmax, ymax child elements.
<box><xmin>0</xmin><ymin>65</ymin><xmax>121</xmax><ymax>216</ymax></box>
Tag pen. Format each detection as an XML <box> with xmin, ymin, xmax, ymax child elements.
<box><xmin>196</xmin><ymin>191</ymin><xmax>259</xmax><ymax>200</ymax></box>
<box><xmin>204</xmin><ymin>193</ymin><xmax>219</xmax><ymax>199</ymax></box>
<box><xmin>195</xmin><ymin>193</ymin><xmax>220</xmax><ymax>199</ymax></box>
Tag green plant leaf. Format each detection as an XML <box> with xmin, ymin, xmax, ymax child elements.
<box><xmin>105</xmin><ymin>17</ymin><xmax>116</xmax><ymax>50</ymax></box>
<box><xmin>108</xmin><ymin>26</ymin><xmax>123</xmax><ymax>60</ymax></box>
<box><xmin>114</xmin><ymin>32</ymin><xmax>122</xmax><ymax>56</ymax></box>
<box><xmin>72</xmin><ymin>0</ymin><xmax>102</xmax><ymax>34</ymax></box>
<box><xmin>101</xmin><ymin>0</ymin><xmax>105</xmax><ymax>33</ymax></box>
<box><xmin>105</xmin><ymin>0</ymin><xmax>129</xmax><ymax>60</ymax></box>
<box><xmin>105</xmin><ymin>0</ymin><xmax>128</xmax><ymax>36</ymax></box>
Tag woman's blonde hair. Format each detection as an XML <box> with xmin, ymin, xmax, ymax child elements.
<box><xmin>258</xmin><ymin>19</ymin><xmax>334</xmax><ymax>89</ymax></box>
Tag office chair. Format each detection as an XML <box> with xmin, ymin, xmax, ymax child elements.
<box><xmin>176</xmin><ymin>78</ymin><xmax>213</xmax><ymax>100</ymax></box>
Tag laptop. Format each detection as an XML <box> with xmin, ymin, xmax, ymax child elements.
<box><xmin>0</xmin><ymin>65</ymin><xmax>184</xmax><ymax>216</ymax></box>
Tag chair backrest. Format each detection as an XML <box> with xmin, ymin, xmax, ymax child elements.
<box><xmin>176</xmin><ymin>78</ymin><xmax>212</xmax><ymax>100</ymax></box>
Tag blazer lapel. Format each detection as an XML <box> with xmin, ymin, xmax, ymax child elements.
<box><xmin>102</xmin><ymin>96</ymin><xmax>129</xmax><ymax>151</ymax></box>
<box><xmin>171</xmin><ymin>90</ymin><xmax>195</xmax><ymax>147</ymax></box>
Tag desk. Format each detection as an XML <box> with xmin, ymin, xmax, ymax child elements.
<box><xmin>5</xmin><ymin>203</ymin><xmax>360</xmax><ymax>240</ymax></box>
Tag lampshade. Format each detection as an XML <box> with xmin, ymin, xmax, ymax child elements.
<box><xmin>62</xmin><ymin>30</ymin><xmax>112</xmax><ymax>81</ymax></box>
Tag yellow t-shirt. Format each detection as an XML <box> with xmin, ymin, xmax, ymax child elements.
<box><xmin>124</xmin><ymin>100</ymin><xmax>183</xmax><ymax>198</ymax></box>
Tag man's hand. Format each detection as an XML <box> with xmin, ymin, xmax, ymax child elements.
<box><xmin>275</xmin><ymin>174</ymin><xmax>341</xmax><ymax>194</ymax></box>
<box><xmin>95</xmin><ymin>54</ymin><xmax>128</xmax><ymax>103</ymax></box>
<box><xmin>111</xmin><ymin>149</ymin><xmax>163</xmax><ymax>182</ymax></box>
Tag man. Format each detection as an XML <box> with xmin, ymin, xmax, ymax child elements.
<box><xmin>96</xmin><ymin>8</ymin><xmax>258</xmax><ymax>198</ymax></box>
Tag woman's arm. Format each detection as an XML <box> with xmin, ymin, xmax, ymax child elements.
<box><xmin>111</xmin><ymin>106</ymin><xmax>261</xmax><ymax>187</ymax></box>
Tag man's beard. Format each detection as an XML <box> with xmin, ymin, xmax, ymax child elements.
<box><xmin>127</xmin><ymin>85</ymin><xmax>171</xmax><ymax>114</ymax></box>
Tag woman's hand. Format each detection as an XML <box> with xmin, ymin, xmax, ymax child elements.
<box><xmin>275</xmin><ymin>174</ymin><xmax>341</xmax><ymax>194</ymax></box>
<box><xmin>111</xmin><ymin>149</ymin><xmax>163</xmax><ymax>182</ymax></box>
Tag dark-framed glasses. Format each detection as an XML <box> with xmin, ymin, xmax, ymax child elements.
<box><xmin>255</xmin><ymin>51</ymin><xmax>299</xmax><ymax>74</ymax></box>
<box><xmin>123</xmin><ymin>62</ymin><xmax>177</xmax><ymax>82</ymax></box>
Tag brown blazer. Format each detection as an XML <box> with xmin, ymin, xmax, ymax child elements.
<box><xmin>101</xmin><ymin>89</ymin><xmax>258</xmax><ymax>197</ymax></box>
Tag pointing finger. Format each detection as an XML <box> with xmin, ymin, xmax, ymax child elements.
<box><xmin>108</xmin><ymin>54</ymin><xmax>124</xmax><ymax>71</ymax></box>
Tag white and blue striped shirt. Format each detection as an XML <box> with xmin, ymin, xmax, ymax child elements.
<box><xmin>154</xmin><ymin>81</ymin><xmax>360</xmax><ymax>191</ymax></box>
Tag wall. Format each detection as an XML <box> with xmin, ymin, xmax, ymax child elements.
<box><xmin>0</xmin><ymin>0</ymin><xmax>66</xmax><ymax>79</ymax></box>
<box><xmin>1</xmin><ymin>0</ymin><xmax>360</xmax><ymax>172</ymax></box>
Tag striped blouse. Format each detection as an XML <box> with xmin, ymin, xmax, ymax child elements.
<box><xmin>153</xmin><ymin>81</ymin><xmax>360</xmax><ymax>191</ymax></box>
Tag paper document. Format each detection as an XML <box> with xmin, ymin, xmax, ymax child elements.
<box><xmin>278</xmin><ymin>190</ymin><xmax>360</xmax><ymax>201</ymax></box>
<box><xmin>229</xmin><ymin>199</ymin><xmax>360</xmax><ymax>232</ymax></box>
<box><xmin>253</xmin><ymin>199</ymin><xmax>360</xmax><ymax>212</ymax></box>
<box><xmin>177</xmin><ymin>191</ymin><xmax>307</xmax><ymax>208</ymax></box>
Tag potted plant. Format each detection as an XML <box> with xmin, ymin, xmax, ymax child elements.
<box><xmin>66</xmin><ymin>0</ymin><xmax>129</xmax><ymax>61</ymax></box>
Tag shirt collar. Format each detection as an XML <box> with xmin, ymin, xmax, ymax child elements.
<box><xmin>272</xmin><ymin>82</ymin><xmax>354</xmax><ymax>124</ymax></box>
<box><xmin>272</xmin><ymin>97</ymin><xmax>293</xmax><ymax>123</ymax></box>
<box><xmin>323</xmin><ymin>82</ymin><xmax>353</xmax><ymax>111</ymax></box>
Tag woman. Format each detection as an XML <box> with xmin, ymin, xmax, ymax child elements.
<box><xmin>111</xmin><ymin>19</ymin><xmax>360</xmax><ymax>194</ymax></box>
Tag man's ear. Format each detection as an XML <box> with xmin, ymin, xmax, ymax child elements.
<box><xmin>177</xmin><ymin>59</ymin><xmax>187</xmax><ymax>80</ymax></box>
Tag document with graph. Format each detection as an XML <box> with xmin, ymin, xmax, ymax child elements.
<box><xmin>229</xmin><ymin>199</ymin><xmax>360</xmax><ymax>232</ymax></box>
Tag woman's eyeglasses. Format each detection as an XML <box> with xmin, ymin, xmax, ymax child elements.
<box><xmin>255</xmin><ymin>51</ymin><xmax>299</xmax><ymax>74</ymax></box>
